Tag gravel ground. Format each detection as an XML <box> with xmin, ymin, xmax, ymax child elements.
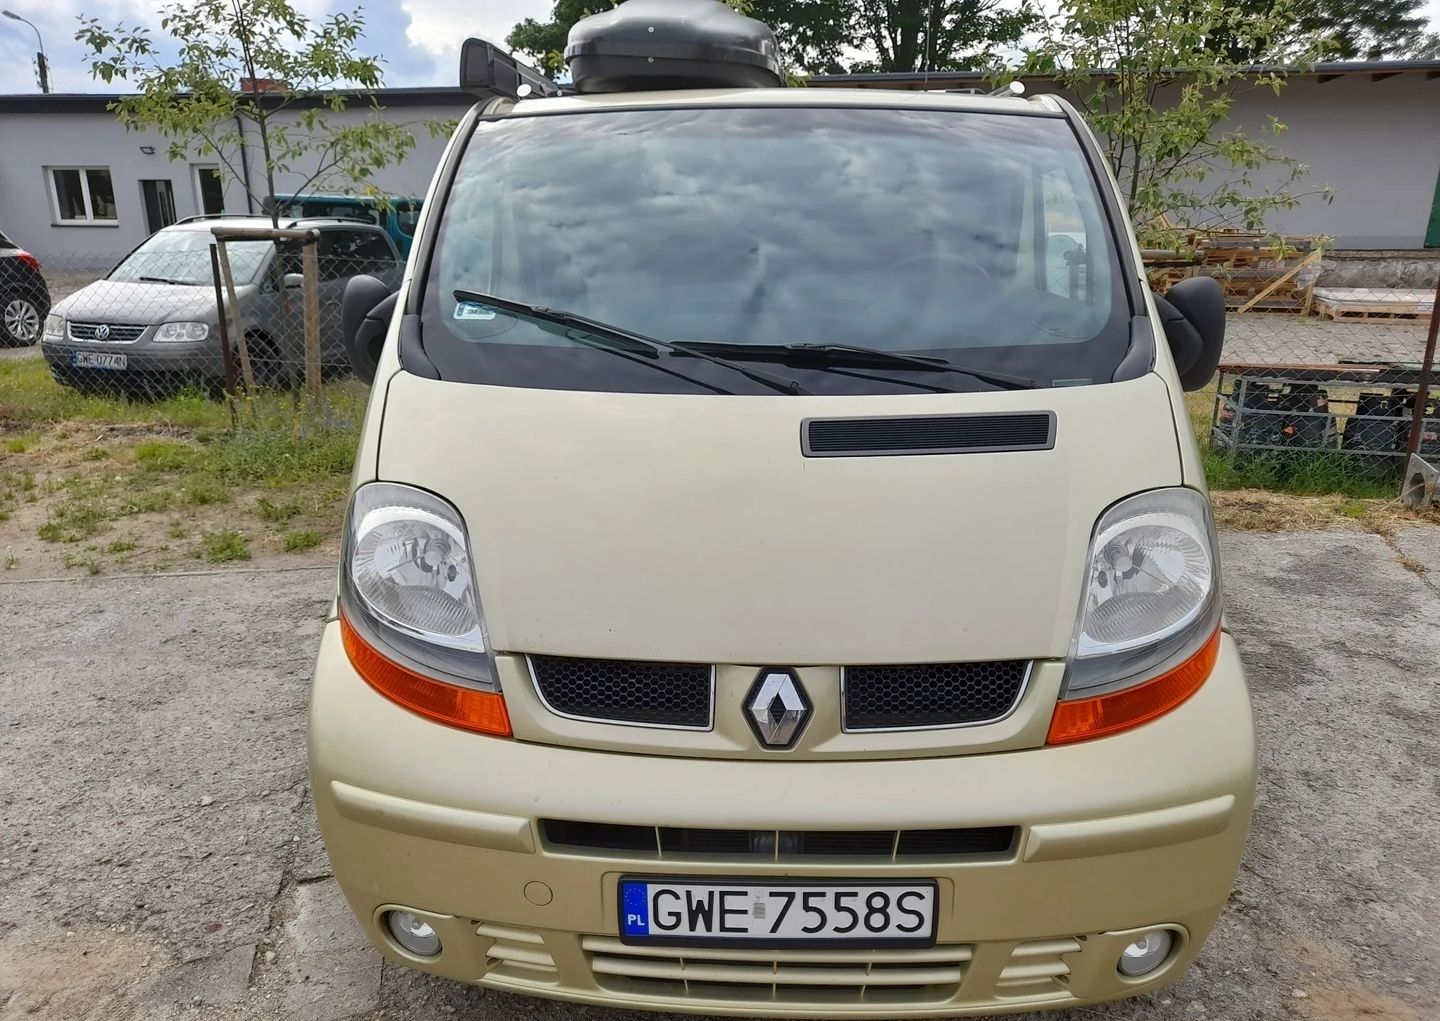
<box><xmin>0</xmin><ymin>526</ymin><xmax>1437</xmax><ymax>1021</ymax></box>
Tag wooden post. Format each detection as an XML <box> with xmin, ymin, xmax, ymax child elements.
<box><xmin>213</xmin><ymin>240</ymin><xmax>255</xmax><ymax>390</ymax></box>
<box><xmin>302</xmin><ymin>239</ymin><xmax>322</xmax><ymax>398</ymax></box>
<box><xmin>208</xmin><ymin>243</ymin><xmax>238</xmax><ymax>429</ymax></box>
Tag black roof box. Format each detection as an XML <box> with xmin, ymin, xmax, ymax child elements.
<box><xmin>565</xmin><ymin>0</ymin><xmax>782</xmax><ymax>94</ymax></box>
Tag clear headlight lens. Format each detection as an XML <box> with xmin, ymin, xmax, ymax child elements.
<box><xmin>43</xmin><ymin>314</ymin><xmax>64</xmax><ymax>340</ymax></box>
<box><xmin>154</xmin><ymin>321</ymin><xmax>210</xmax><ymax>342</ymax></box>
<box><xmin>340</xmin><ymin>482</ymin><xmax>496</xmax><ymax>689</ymax></box>
<box><xmin>1066</xmin><ymin>488</ymin><xmax>1219</xmax><ymax>696</ymax></box>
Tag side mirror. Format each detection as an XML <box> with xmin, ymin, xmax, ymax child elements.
<box><xmin>341</xmin><ymin>274</ymin><xmax>397</xmax><ymax>385</ymax></box>
<box><xmin>1153</xmin><ymin>276</ymin><xmax>1225</xmax><ymax>391</ymax></box>
<box><xmin>283</xmin><ymin>272</ymin><xmax>305</xmax><ymax>289</ymax></box>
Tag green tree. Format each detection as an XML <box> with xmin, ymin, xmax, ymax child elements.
<box><xmin>1305</xmin><ymin>0</ymin><xmax>1430</xmax><ymax>60</ymax></box>
<box><xmin>845</xmin><ymin>0</ymin><xmax>1036</xmax><ymax>73</ymax></box>
<box><xmin>1022</xmin><ymin>0</ymin><xmax>1333</xmax><ymax>246</ymax></box>
<box><xmin>77</xmin><ymin>0</ymin><xmax>429</xmax><ymax>227</ymax></box>
<box><xmin>508</xmin><ymin>0</ymin><xmax>1037</xmax><ymax>76</ymax></box>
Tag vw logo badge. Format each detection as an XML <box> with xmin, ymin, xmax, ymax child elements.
<box><xmin>95</xmin><ymin>324</ymin><xmax>111</xmax><ymax>341</ymax></box>
<box><xmin>744</xmin><ymin>668</ymin><xmax>811</xmax><ymax>750</ymax></box>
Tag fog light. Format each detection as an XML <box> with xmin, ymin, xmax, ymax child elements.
<box><xmin>1118</xmin><ymin>928</ymin><xmax>1173</xmax><ymax>977</ymax></box>
<box><xmin>386</xmin><ymin>910</ymin><xmax>441</xmax><ymax>957</ymax></box>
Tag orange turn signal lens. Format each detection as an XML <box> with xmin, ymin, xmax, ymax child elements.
<box><xmin>339</xmin><ymin>611</ymin><xmax>512</xmax><ymax>737</ymax></box>
<box><xmin>1047</xmin><ymin>626</ymin><xmax>1221</xmax><ymax>745</ymax></box>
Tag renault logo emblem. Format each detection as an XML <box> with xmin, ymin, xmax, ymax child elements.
<box><xmin>745</xmin><ymin>668</ymin><xmax>811</xmax><ymax>750</ymax></box>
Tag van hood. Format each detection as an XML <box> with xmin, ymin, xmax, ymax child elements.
<box><xmin>377</xmin><ymin>373</ymin><xmax>1183</xmax><ymax>664</ymax></box>
<box><xmin>54</xmin><ymin>280</ymin><xmax>224</xmax><ymax>324</ymax></box>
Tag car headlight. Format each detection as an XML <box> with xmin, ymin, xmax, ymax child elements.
<box><xmin>43</xmin><ymin>314</ymin><xmax>64</xmax><ymax>340</ymax></box>
<box><xmin>1050</xmin><ymin>488</ymin><xmax>1222</xmax><ymax>744</ymax></box>
<box><xmin>154</xmin><ymin>321</ymin><xmax>210</xmax><ymax>342</ymax></box>
<box><xmin>338</xmin><ymin>482</ymin><xmax>509</xmax><ymax>735</ymax></box>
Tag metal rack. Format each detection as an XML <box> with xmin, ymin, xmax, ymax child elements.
<box><xmin>1210</xmin><ymin>363</ymin><xmax>1439</xmax><ymax>464</ymax></box>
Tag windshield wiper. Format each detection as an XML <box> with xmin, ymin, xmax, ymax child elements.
<box><xmin>452</xmin><ymin>290</ymin><xmax>808</xmax><ymax>396</ymax></box>
<box><xmin>137</xmin><ymin>275</ymin><xmax>188</xmax><ymax>285</ymax></box>
<box><xmin>676</xmin><ymin>341</ymin><xmax>1039</xmax><ymax>391</ymax></box>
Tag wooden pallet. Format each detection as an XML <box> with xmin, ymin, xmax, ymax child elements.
<box><xmin>1313</xmin><ymin>287</ymin><xmax>1435</xmax><ymax>322</ymax></box>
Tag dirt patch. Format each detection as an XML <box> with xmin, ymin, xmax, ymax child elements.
<box><xmin>1210</xmin><ymin>488</ymin><xmax>1440</xmax><ymax>533</ymax></box>
<box><xmin>0</xmin><ymin>420</ymin><xmax>344</xmax><ymax>579</ymax></box>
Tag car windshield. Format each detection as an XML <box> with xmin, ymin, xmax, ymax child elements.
<box><xmin>111</xmin><ymin>230</ymin><xmax>272</xmax><ymax>286</ymax></box>
<box><xmin>423</xmin><ymin>106</ymin><xmax>1132</xmax><ymax>395</ymax></box>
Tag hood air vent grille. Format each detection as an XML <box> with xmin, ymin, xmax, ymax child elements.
<box><xmin>803</xmin><ymin>412</ymin><xmax>1055</xmax><ymax>457</ymax></box>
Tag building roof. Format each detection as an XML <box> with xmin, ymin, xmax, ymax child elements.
<box><xmin>806</xmin><ymin>59</ymin><xmax>1440</xmax><ymax>91</ymax></box>
<box><xmin>1</xmin><ymin>58</ymin><xmax>1437</xmax><ymax>111</ymax></box>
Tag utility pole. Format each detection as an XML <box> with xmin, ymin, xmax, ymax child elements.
<box><xmin>2</xmin><ymin>10</ymin><xmax>51</xmax><ymax>93</ymax></box>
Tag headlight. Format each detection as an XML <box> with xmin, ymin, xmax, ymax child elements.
<box><xmin>1050</xmin><ymin>488</ymin><xmax>1222</xmax><ymax>744</ymax></box>
<box><xmin>340</xmin><ymin>481</ymin><xmax>497</xmax><ymax>691</ymax></box>
<box><xmin>154</xmin><ymin>321</ymin><xmax>210</xmax><ymax>342</ymax></box>
<box><xmin>43</xmin><ymin>314</ymin><xmax>64</xmax><ymax>340</ymax></box>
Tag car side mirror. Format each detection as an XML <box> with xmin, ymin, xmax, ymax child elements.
<box><xmin>341</xmin><ymin>274</ymin><xmax>398</xmax><ymax>385</ymax></box>
<box><xmin>1153</xmin><ymin>276</ymin><xmax>1225</xmax><ymax>391</ymax></box>
<box><xmin>283</xmin><ymin>272</ymin><xmax>305</xmax><ymax>289</ymax></box>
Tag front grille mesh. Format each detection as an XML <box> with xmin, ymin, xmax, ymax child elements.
<box><xmin>844</xmin><ymin>661</ymin><xmax>1028</xmax><ymax>730</ymax></box>
<box><xmin>529</xmin><ymin>655</ymin><xmax>711</xmax><ymax>728</ymax></box>
<box><xmin>68</xmin><ymin>321</ymin><xmax>147</xmax><ymax>342</ymax></box>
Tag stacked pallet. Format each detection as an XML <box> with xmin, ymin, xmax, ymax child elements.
<box><xmin>1142</xmin><ymin>229</ymin><xmax>1328</xmax><ymax>312</ymax></box>
<box><xmin>1312</xmin><ymin>287</ymin><xmax>1435</xmax><ymax>322</ymax></box>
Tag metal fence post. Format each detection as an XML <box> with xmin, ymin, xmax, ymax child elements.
<box><xmin>1403</xmin><ymin>272</ymin><xmax>1440</xmax><ymax>460</ymax></box>
<box><xmin>302</xmin><ymin>239</ymin><xmax>322</xmax><ymax>398</ymax></box>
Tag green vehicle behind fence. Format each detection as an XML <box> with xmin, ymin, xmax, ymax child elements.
<box><xmin>268</xmin><ymin>194</ymin><xmax>423</xmax><ymax>257</ymax></box>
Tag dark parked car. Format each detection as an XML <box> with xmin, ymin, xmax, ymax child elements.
<box><xmin>0</xmin><ymin>229</ymin><xmax>51</xmax><ymax>346</ymax></box>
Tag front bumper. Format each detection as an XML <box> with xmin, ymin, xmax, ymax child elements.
<box><xmin>41</xmin><ymin>340</ymin><xmax>223</xmax><ymax>378</ymax></box>
<box><xmin>308</xmin><ymin>624</ymin><xmax>1255</xmax><ymax>1017</ymax></box>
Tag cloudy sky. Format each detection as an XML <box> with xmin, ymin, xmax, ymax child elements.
<box><xmin>1</xmin><ymin>0</ymin><xmax>1438</xmax><ymax>95</ymax></box>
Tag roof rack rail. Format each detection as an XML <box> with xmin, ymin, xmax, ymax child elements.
<box><xmin>283</xmin><ymin>216</ymin><xmax>377</xmax><ymax>228</ymax></box>
<box><xmin>172</xmin><ymin>212</ymin><xmax>263</xmax><ymax>226</ymax></box>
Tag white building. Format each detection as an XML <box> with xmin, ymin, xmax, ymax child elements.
<box><xmin>2</xmin><ymin>61</ymin><xmax>1439</xmax><ymax>268</ymax></box>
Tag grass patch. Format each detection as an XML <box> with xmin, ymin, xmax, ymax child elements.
<box><xmin>104</xmin><ymin>538</ymin><xmax>137</xmax><ymax>554</ymax></box>
<box><xmin>201</xmin><ymin>529</ymin><xmax>251</xmax><ymax>563</ymax></box>
<box><xmin>1201</xmin><ymin>448</ymin><xmax>1394</xmax><ymax>499</ymax></box>
<box><xmin>36</xmin><ymin>501</ymin><xmax>109</xmax><ymax>543</ymax></box>
<box><xmin>282</xmin><ymin>529</ymin><xmax>323</xmax><ymax>552</ymax></box>
<box><xmin>165</xmin><ymin>519</ymin><xmax>187</xmax><ymax>539</ymax></box>
<box><xmin>182</xmin><ymin>479</ymin><xmax>229</xmax><ymax>506</ymax></box>
<box><xmin>4</xmin><ymin>433</ymin><xmax>39</xmax><ymax>454</ymax></box>
<box><xmin>0</xmin><ymin>356</ymin><xmax>226</xmax><ymax>427</ymax></box>
<box><xmin>135</xmin><ymin>439</ymin><xmax>201</xmax><ymax>471</ymax></box>
<box><xmin>256</xmin><ymin>496</ymin><xmax>303</xmax><ymax>522</ymax></box>
<box><xmin>62</xmin><ymin>552</ymin><xmax>103</xmax><ymax>575</ymax></box>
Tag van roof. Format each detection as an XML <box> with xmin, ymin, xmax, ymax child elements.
<box><xmin>506</xmin><ymin>86</ymin><xmax>1067</xmax><ymax>118</ymax></box>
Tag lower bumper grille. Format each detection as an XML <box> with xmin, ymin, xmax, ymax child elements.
<box><xmin>542</xmin><ymin>819</ymin><xmax>1017</xmax><ymax>861</ymax></box>
<box><xmin>475</xmin><ymin>921</ymin><xmax>559</xmax><ymax>986</ymax></box>
<box><xmin>583</xmin><ymin>935</ymin><xmax>973</xmax><ymax>1004</ymax></box>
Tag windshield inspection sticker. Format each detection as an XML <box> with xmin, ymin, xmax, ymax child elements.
<box><xmin>454</xmin><ymin>301</ymin><xmax>498</xmax><ymax>321</ymax></box>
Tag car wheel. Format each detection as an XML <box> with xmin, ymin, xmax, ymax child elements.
<box><xmin>1</xmin><ymin>293</ymin><xmax>43</xmax><ymax>346</ymax></box>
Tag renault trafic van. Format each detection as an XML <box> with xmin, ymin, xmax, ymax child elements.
<box><xmin>309</xmin><ymin>2</ymin><xmax>1253</xmax><ymax>1015</ymax></box>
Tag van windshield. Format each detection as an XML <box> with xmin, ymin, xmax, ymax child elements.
<box><xmin>422</xmin><ymin>106</ymin><xmax>1133</xmax><ymax>395</ymax></box>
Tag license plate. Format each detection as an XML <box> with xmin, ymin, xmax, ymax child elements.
<box><xmin>71</xmin><ymin>352</ymin><xmax>127</xmax><ymax>370</ymax></box>
<box><xmin>619</xmin><ymin>877</ymin><xmax>937</xmax><ymax>948</ymax></box>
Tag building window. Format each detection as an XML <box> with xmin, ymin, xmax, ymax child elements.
<box><xmin>47</xmin><ymin>167</ymin><xmax>118</xmax><ymax>225</ymax></box>
<box><xmin>193</xmin><ymin>166</ymin><xmax>226</xmax><ymax>215</ymax></box>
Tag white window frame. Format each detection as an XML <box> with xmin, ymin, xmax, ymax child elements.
<box><xmin>192</xmin><ymin>164</ymin><xmax>226</xmax><ymax>216</ymax></box>
<box><xmin>46</xmin><ymin>166</ymin><xmax>118</xmax><ymax>226</ymax></box>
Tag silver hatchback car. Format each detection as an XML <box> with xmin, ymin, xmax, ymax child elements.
<box><xmin>42</xmin><ymin>215</ymin><xmax>401</xmax><ymax>393</ymax></box>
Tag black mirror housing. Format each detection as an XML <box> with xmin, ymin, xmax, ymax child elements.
<box><xmin>340</xmin><ymin>275</ymin><xmax>397</xmax><ymax>385</ymax></box>
<box><xmin>1154</xmin><ymin>276</ymin><xmax>1226</xmax><ymax>391</ymax></box>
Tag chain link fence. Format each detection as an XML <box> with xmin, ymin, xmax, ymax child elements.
<box><xmin>1149</xmin><ymin>235</ymin><xmax>1439</xmax><ymax>484</ymax></box>
<box><xmin>3</xmin><ymin>224</ymin><xmax>400</xmax><ymax>403</ymax></box>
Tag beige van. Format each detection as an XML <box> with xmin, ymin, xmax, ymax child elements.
<box><xmin>309</xmin><ymin>1</ymin><xmax>1254</xmax><ymax>1015</ymax></box>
